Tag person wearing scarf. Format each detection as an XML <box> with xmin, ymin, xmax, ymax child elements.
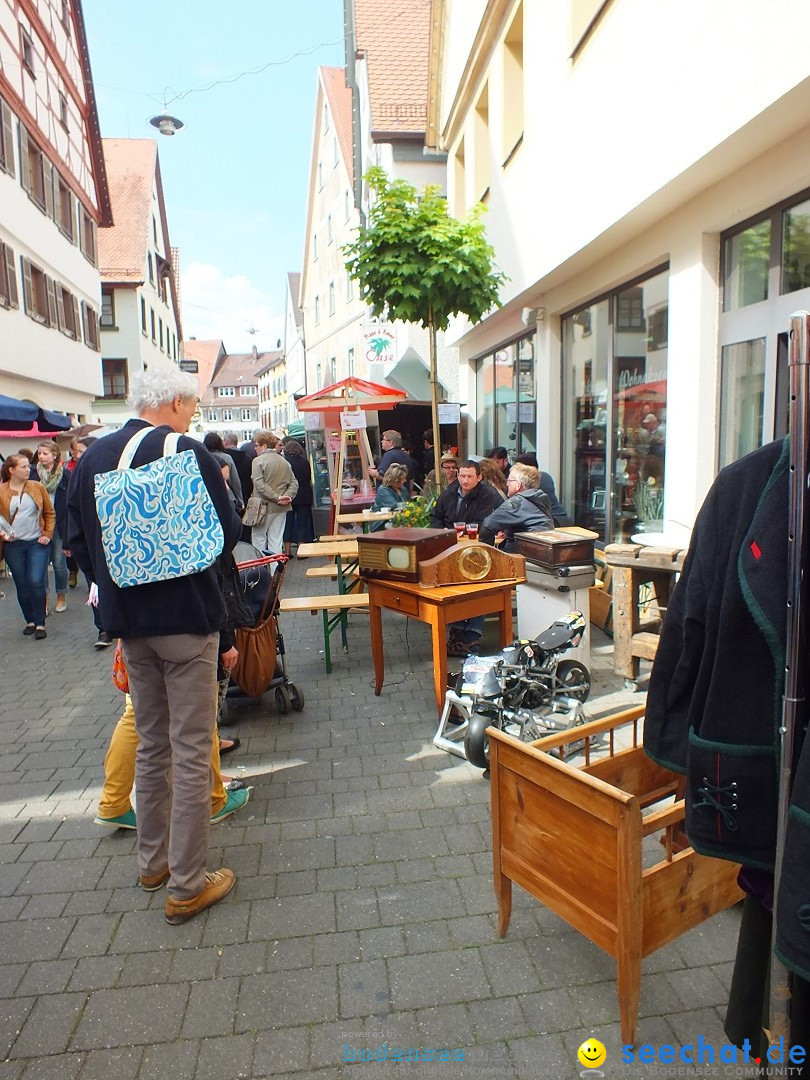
<box><xmin>33</xmin><ymin>440</ymin><xmax>70</xmax><ymax>613</ymax></box>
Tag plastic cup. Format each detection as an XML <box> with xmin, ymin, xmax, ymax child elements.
<box><xmin>466</xmin><ymin>523</ymin><xmax>479</xmax><ymax>540</ymax></box>
<box><xmin>454</xmin><ymin>522</ymin><xmax>466</xmax><ymax>538</ymax></box>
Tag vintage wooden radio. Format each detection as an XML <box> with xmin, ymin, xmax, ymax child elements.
<box><xmin>513</xmin><ymin>528</ymin><xmax>596</xmax><ymax>570</ymax></box>
<box><xmin>418</xmin><ymin>543</ymin><xmax>526</xmax><ymax>588</ymax></box>
<box><xmin>357</xmin><ymin>528</ymin><xmax>457</xmax><ymax>582</ymax></box>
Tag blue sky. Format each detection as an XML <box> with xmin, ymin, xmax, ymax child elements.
<box><xmin>83</xmin><ymin>0</ymin><xmax>345</xmax><ymax>352</ymax></box>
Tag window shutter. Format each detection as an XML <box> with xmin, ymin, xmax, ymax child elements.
<box><xmin>81</xmin><ymin>299</ymin><xmax>87</xmax><ymax>341</ymax></box>
<box><xmin>71</xmin><ymin>294</ymin><xmax>80</xmax><ymax>335</ymax></box>
<box><xmin>4</xmin><ymin>244</ymin><xmax>18</xmax><ymax>307</ymax></box>
<box><xmin>0</xmin><ymin>100</ymin><xmax>14</xmax><ymax>177</ymax></box>
<box><xmin>21</xmin><ymin>256</ymin><xmax>33</xmax><ymax>314</ymax></box>
<box><xmin>68</xmin><ymin>190</ymin><xmax>75</xmax><ymax>242</ymax></box>
<box><xmin>18</xmin><ymin>125</ymin><xmax>30</xmax><ymax>193</ymax></box>
<box><xmin>43</xmin><ymin>159</ymin><xmax>54</xmax><ymax>219</ymax></box>
<box><xmin>55</xmin><ymin>283</ymin><xmax>65</xmax><ymax>331</ymax></box>
<box><xmin>46</xmin><ymin>276</ymin><xmax>58</xmax><ymax>326</ymax></box>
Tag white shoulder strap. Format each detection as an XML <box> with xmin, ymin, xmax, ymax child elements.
<box><xmin>117</xmin><ymin>427</ymin><xmax>153</xmax><ymax>470</ymax></box>
<box><xmin>163</xmin><ymin>433</ymin><xmax>181</xmax><ymax>456</ymax></box>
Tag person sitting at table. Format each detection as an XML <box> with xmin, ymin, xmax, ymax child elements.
<box><xmin>479</xmin><ymin>463</ymin><xmax>554</xmax><ymax>552</ymax></box>
<box><xmin>430</xmin><ymin>460</ymin><xmax>503</xmax><ymax>657</ymax></box>
<box><xmin>369</xmin><ymin>430</ymin><xmax>414</xmax><ymax>494</ymax></box>
<box><xmin>370</xmin><ymin>463</ymin><xmax>408</xmax><ymax>531</ymax></box>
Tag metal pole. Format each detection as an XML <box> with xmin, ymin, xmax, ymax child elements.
<box><xmin>769</xmin><ymin>310</ymin><xmax>810</xmax><ymax>1043</ymax></box>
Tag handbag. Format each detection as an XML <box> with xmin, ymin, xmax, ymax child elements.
<box><xmin>94</xmin><ymin>428</ymin><xmax>224</xmax><ymax>588</ymax></box>
<box><xmin>232</xmin><ymin>570</ymin><xmax>277</xmax><ymax>696</ymax></box>
<box><xmin>242</xmin><ymin>495</ymin><xmax>267</xmax><ymax>529</ymax></box>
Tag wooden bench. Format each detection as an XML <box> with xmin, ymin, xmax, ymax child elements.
<box><xmin>280</xmin><ymin>593</ymin><xmax>369</xmax><ymax>673</ymax></box>
<box><xmin>305</xmin><ymin>565</ymin><xmax>360</xmax><ymax>580</ymax></box>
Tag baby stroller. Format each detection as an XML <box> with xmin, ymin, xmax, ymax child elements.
<box><xmin>225</xmin><ymin>542</ymin><xmax>304</xmax><ymax>715</ymax></box>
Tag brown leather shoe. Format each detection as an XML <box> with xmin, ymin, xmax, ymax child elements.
<box><xmin>139</xmin><ymin>867</ymin><xmax>170</xmax><ymax>892</ymax></box>
<box><xmin>164</xmin><ymin>868</ymin><xmax>236</xmax><ymax>924</ymax></box>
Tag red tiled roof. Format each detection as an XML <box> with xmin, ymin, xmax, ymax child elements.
<box><xmin>182</xmin><ymin>339</ymin><xmax>226</xmax><ymax>398</ymax></box>
<box><xmin>320</xmin><ymin>66</ymin><xmax>354</xmax><ymax>186</ymax></box>
<box><xmin>354</xmin><ymin>0</ymin><xmax>431</xmax><ymax>137</ymax></box>
<box><xmin>98</xmin><ymin>139</ymin><xmax>156</xmax><ymax>282</ymax></box>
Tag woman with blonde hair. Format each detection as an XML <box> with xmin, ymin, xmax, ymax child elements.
<box><xmin>0</xmin><ymin>454</ymin><xmax>55</xmax><ymax>637</ymax></box>
<box><xmin>34</xmin><ymin>439</ymin><xmax>70</xmax><ymax>612</ymax></box>
<box><xmin>370</xmin><ymin>463</ymin><xmax>408</xmax><ymax>530</ymax></box>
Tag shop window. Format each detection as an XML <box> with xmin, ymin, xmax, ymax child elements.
<box><xmin>0</xmin><ymin>95</ymin><xmax>14</xmax><ymax>177</ymax></box>
<box><xmin>102</xmin><ymin>358</ymin><xmax>128</xmax><ymax>399</ymax></box>
<box><xmin>561</xmin><ymin>266</ymin><xmax>669</xmax><ymax>542</ymax></box>
<box><xmin>502</xmin><ymin>2</ymin><xmax>523</xmax><ymax>163</ymax></box>
<box><xmin>782</xmin><ymin>198</ymin><xmax>810</xmax><ymax>294</ymax></box>
<box><xmin>473</xmin><ymin>332</ymin><xmax>537</xmax><ymax>463</ymax></box>
<box><xmin>723</xmin><ymin>219</ymin><xmax>770</xmax><ymax>311</ymax></box>
<box><xmin>718</xmin><ymin>339</ymin><xmax>765</xmax><ymax>470</ymax></box>
<box><xmin>0</xmin><ymin>242</ymin><xmax>19</xmax><ymax>309</ymax></box>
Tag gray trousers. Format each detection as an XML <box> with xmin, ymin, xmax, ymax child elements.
<box><xmin>122</xmin><ymin>633</ymin><xmax>218</xmax><ymax>900</ymax></box>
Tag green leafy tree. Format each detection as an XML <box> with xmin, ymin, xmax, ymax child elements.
<box><xmin>344</xmin><ymin>166</ymin><xmax>506</xmax><ymax>487</ymax></box>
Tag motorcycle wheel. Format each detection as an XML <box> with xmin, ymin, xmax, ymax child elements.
<box><xmin>555</xmin><ymin>660</ymin><xmax>591</xmax><ymax>702</ymax></box>
<box><xmin>464</xmin><ymin>709</ymin><xmax>496</xmax><ymax>770</ymax></box>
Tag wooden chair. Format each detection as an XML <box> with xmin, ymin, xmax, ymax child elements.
<box><xmin>488</xmin><ymin>706</ymin><xmax>743</xmax><ymax>1043</ymax></box>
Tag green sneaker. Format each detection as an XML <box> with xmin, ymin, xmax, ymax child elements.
<box><xmin>210</xmin><ymin>787</ymin><xmax>251</xmax><ymax>824</ymax></box>
<box><xmin>94</xmin><ymin>809</ymin><xmax>137</xmax><ymax>830</ymax></box>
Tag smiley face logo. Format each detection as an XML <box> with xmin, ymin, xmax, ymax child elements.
<box><xmin>577</xmin><ymin>1038</ymin><xmax>607</xmax><ymax>1070</ymax></box>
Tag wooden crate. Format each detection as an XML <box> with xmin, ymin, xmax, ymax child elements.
<box><xmin>489</xmin><ymin>706</ymin><xmax>743</xmax><ymax>1044</ymax></box>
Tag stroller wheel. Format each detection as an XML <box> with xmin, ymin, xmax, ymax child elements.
<box><xmin>287</xmin><ymin>684</ymin><xmax>305</xmax><ymax>711</ymax></box>
<box><xmin>274</xmin><ymin>685</ymin><xmax>291</xmax><ymax>714</ymax></box>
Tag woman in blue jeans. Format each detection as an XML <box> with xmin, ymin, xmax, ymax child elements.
<box><xmin>0</xmin><ymin>455</ymin><xmax>55</xmax><ymax>639</ymax></box>
<box><xmin>33</xmin><ymin>440</ymin><xmax>69</xmax><ymax>612</ymax></box>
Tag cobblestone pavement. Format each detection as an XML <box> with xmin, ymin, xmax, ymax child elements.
<box><xmin>0</xmin><ymin>560</ymin><xmax>743</xmax><ymax>1079</ymax></box>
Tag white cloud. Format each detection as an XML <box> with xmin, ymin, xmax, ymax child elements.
<box><xmin>180</xmin><ymin>261</ymin><xmax>284</xmax><ymax>354</ymax></box>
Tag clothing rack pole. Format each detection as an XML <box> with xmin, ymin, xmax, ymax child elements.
<box><xmin>769</xmin><ymin>310</ymin><xmax>810</xmax><ymax>1043</ymax></box>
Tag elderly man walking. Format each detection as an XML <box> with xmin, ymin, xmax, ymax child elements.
<box><xmin>67</xmin><ymin>366</ymin><xmax>243</xmax><ymax>924</ymax></box>
<box><xmin>250</xmin><ymin>430</ymin><xmax>298</xmax><ymax>554</ymax></box>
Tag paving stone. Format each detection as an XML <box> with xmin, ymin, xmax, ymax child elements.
<box><xmin>75</xmin><ymin>1046</ymin><xmax>143</xmax><ymax>1080</ymax></box>
<box><xmin>414</xmin><ymin>1003</ymin><xmax>475</xmax><ymax>1047</ymax></box>
<box><xmin>16</xmin><ymin>958</ymin><xmax>77</xmax><ymax>997</ymax></box>
<box><xmin>0</xmin><ymin>997</ymin><xmax>35</xmax><ymax>1059</ymax></box>
<box><xmin>265</xmin><ymin>936</ymin><xmax>315</xmax><ymax>972</ymax></box>
<box><xmin>338</xmin><ymin>959</ymin><xmax>390</xmax><ymax>1017</ymax></box>
<box><xmin>480</xmin><ymin>940</ymin><xmax>542</xmax><ymax>997</ymax></box>
<box><xmin>217</xmin><ymin>942</ymin><xmax>267</xmax><ymax>979</ymax></box>
<box><xmin>67</xmin><ymin>955</ymin><xmax>124</xmax><ymax>992</ymax></box>
<box><xmin>389</xmin><ymin>949</ymin><xmax>491</xmax><ymax>1010</ymax></box>
<box><xmin>335</xmin><ymin>887</ymin><xmax>379</xmax><ymax>931</ymax></box>
<box><xmin>117</xmin><ymin>950</ymin><xmax>173</xmax><ymax>987</ymax></box>
<box><xmin>237</xmin><ymin>968</ymin><xmax>339</xmax><ymax>1029</ymax></box>
<box><xmin>2</xmin><ymin>918</ymin><xmax>75</xmax><ymax>964</ymax></box>
<box><xmin>313</xmin><ymin>931</ymin><xmax>361</xmax><ymax>967</ymax></box>
<box><xmin>17</xmin><ymin>1053</ymin><xmax>84</xmax><ymax>1080</ymax></box>
<box><xmin>253</xmin><ymin>1027</ymin><xmax>311</xmax><ymax>1075</ymax></box>
<box><xmin>61</xmin><ymin>912</ymin><xmax>121</xmax><ymax>957</ymax></box>
<box><xmin>182</xmin><ymin>977</ymin><xmax>240</xmax><ymax>1038</ymax></box>
<box><xmin>9</xmin><ymin>991</ymin><xmax>87</xmax><ymax>1058</ymax></box>
<box><xmin>70</xmin><ymin>983</ymin><xmax>190</xmax><ymax>1050</ymax></box>
<box><xmin>138</xmin><ymin>1040</ymin><xmax>199</xmax><ymax>1080</ymax></box>
<box><xmin>248</xmin><ymin>893</ymin><xmax>336</xmax><ymax>939</ymax></box>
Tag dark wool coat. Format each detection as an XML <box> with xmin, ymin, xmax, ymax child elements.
<box><xmin>67</xmin><ymin>419</ymin><xmax>243</xmax><ymax>640</ymax></box>
<box><xmin>644</xmin><ymin>438</ymin><xmax>810</xmax><ymax>981</ymax></box>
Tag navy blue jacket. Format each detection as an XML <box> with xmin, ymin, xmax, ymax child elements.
<box><xmin>67</xmin><ymin>419</ymin><xmax>243</xmax><ymax>639</ymax></box>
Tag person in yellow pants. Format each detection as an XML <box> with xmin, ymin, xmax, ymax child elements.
<box><xmin>94</xmin><ymin>689</ymin><xmax>249</xmax><ymax>828</ymax></box>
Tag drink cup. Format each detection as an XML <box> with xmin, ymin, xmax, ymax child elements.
<box><xmin>454</xmin><ymin>522</ymin><xmax>466</xmax><ymax>538</ymax></box>
<box><xmin>466</xmin><ymin>523</ymin><xmax>479</xmax><ymax>540</ymax></box>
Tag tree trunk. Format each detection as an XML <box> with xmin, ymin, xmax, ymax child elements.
<box><xmin>428</xmin><ymin>312</ymin><xmax>443</xmax><ymax>490</ymax></box>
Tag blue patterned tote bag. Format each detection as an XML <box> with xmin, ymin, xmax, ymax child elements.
<box><xmin>94</xmin><ymin>428</ymin><xmax>224</xmax><ymax>588</ymax></box>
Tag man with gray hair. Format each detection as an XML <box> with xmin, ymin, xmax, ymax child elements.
<box><xmin>67</xmin><ymin>364</ymin><xmax>243</xmax><ymax>924</ymax></box>
<box><xmin>479</xmin><ymin>463</ymin><xmax>554</xmax><ymax>552</ymax></box>
<box><xmin>369</xmin><ymin>429</ymin><xmax>414</xmax><ymax>491</ymax></box>
<box><xmin>221</xmin><ymin>430</ymin><xmax>252</xmax><ymax>504</ymax></box>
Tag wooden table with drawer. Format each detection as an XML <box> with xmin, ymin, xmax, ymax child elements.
<box><xmin>366</xmin><ymin>577</ymin><xmax>519</xmax><ymax>712</ymax></box>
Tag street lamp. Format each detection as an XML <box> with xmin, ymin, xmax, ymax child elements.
<box><xmin>149</xmin><ymin>114</ymin><xmax>184</xmax><ymax>137</ymax></box>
